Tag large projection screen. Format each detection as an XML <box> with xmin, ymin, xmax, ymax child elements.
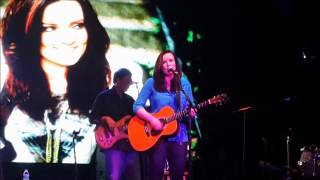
<box><xmin>0</xmin><ymin>0</ymin><xmax>165</xmax><ymax>163</ymax></box>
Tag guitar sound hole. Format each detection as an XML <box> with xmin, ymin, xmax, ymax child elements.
<box><xmin>144</xmin><ymin>122</ymin><xmax>150</xmax><ymax>136</ymax></box>
<box><xmin>151</xmin><ymin>129</ymin><xmax>161</xmax><ymax>136</ymax></box>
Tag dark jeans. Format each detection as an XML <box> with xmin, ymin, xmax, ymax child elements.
<box><xmin>105</xmin><ymin>149</ymin><xmax>141</xmax><ymax>180</ymax></box>
<box><xmin>149</xmin><ymin>140</ymin><xmax>187</xmax><ymax>180</ymax></box>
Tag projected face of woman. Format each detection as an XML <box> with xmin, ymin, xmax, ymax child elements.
<box><xmin>40</xmin><ymin>1</ymin><xmax>88</xmax><ymax>67</ymax></box>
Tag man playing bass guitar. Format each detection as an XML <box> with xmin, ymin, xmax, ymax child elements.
<box><xmin>90</xmin><ymin>68</ymin><xmax>141</xmax><ymax>180</ymax></box>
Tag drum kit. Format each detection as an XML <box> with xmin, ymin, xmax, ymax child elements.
<box><xmin>298</xmin><ymin>145</ymin><xmax>320</xmax><ymax>177</ymax></box>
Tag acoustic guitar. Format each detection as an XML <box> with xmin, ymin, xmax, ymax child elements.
<box><xmin>128</xmin><ymin>93</ymin><xmax>229</xmax><ymax>151</ymax></box>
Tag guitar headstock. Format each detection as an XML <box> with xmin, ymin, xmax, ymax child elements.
<box><xmin>208</xmin><ymin>93</ymin><xmax>229</xmax><ymax>106</ymax></box>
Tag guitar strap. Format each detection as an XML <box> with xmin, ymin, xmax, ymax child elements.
<box><xmin>177</xmin><ymin>79</ymin><xmax>193</xmax><ymax>111</ymax></box>
<box><xmin>181</xmin><ymin>88</ymin><xmax>193</xmax><ymax>109</ymax></box>
<box><xmin>174</xmin><ymin>75</ymin><xmax>182</xmax><ymax>111</ymax></box>
<box><xmin>176</xmin><ymin>75</ymin><xmax>193</xmax><ymax>110</ymax></box>
<box><xmin>176</xmin><ymin>90</ymin><xmax>181</xmax><ymax>111</ymax></box>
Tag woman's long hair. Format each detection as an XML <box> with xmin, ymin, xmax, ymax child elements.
<box><xmin>153</xmin><ymin>50</ymin><xmax>182</xmax><ymax>92</ymax></box>
<box><xmin>0</xmin><ymin>0</ymin><xmax>111</xmax><ymax>120</ymax></box>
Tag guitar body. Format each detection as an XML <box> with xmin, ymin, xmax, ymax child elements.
<box><xmin>128</xmin><ymin>106</ymin><xmax>178</xmax><ymax>152</ymax></box>
<box><xmin>95</xmin><ymin>115</ymin><xmax>131</xmax><ymax>150</ymax></box>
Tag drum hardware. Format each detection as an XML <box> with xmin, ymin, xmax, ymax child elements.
<box><xmin>298</xmin><ymin>145</ymin><xmax>320</xmax><ymax>177</ymax></box>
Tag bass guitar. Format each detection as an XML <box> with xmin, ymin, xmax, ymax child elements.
<box><xmin>95</xmin><ymin>115</ymin><xmax>131</xmax><ymax>150</ymax></box>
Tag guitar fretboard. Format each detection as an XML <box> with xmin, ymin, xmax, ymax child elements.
<box><xmin>164</xmin><ymin>94</ymin><xmax>227</xmax><ymax>123</ymax></box>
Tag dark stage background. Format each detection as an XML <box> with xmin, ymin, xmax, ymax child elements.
<box><xmin>154</xmin><ymin>0</ymin><xmax>320</xmax><ymax>179</ymax></box>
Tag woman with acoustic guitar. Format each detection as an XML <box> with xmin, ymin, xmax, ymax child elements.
<box><xmin>132</xmin><ymin>50</ymin><xmax>197</xmax><ymax>180</ymax></box>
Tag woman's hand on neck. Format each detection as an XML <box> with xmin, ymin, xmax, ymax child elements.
<box><xmin>41</xmin><ymin>59</ymin><xmax>68</xmax><ymax>96</ymax></box>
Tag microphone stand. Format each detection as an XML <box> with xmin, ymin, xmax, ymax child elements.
<box><xmin>133</xmin><ymin>82</ymin><xmax>140</xmax><ymax>96</ymax></box>
<box><xmin>174</xmin><ymin>71</ymin><xmax>194</xmax><ymax>180</ymax></box>
<box><xmin>234</xmin><ymin>106</ymin><xmax>251</xmax><ymax>178</ymax></box>
<box><xmin>181</xmin><ymin>88</ymin><xmax>194</xmax><ymax>180</ymax></box>
<box><xmin>73</xmin><ymin>130</ymin><xmax>80</xmax><ymax>180</ymax></box>
<box><xmin>261</xmin><ymin>138</ymin><xmax>268</xmax><ymax>178</ymax></box>
<box><xmin>285</xmin><ymin>128</ymin><xmax>293</xmax><ymax>180</ymax></box>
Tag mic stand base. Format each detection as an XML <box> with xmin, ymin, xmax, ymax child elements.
<box><xmin>187</xmin><ymin>116</ymin><xmax>194</xmax><ymax>180</ymax></box>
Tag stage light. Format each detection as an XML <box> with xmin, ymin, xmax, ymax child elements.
<box><xmin>187</xmin><ymin>30</ymin><xmax>194</xmax><ymax>43</ymax></box>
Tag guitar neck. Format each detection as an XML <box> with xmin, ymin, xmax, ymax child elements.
<box><xmin>165</xmin><ymin>100</ymin><xmax>210</xmax><ymax>123</ymax></box>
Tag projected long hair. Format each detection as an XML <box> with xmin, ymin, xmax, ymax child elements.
<box><xmin>153</xmin><ymin>50</ymin><xmax>182</xmax><ymax>92</ymax></box>
<box><xmin>0</xmin><ymin>0</ymin><xmax>111</xmax><ymax>120</ymax></box>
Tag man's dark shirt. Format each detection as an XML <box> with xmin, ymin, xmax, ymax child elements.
<box><xmin>90</xmin><ymin>86</ymin><xmax>135</xmax><ymax>151</ymax></box>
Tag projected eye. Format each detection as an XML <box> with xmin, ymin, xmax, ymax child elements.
<box><xmin>72</xmin><ymin>22</ymin><xmax>85</xmax><ymax>30</ymax></box>
<box><xmin>42</xmin><ymin>25</ymin><xmax>56</xmax><ymax>32</ymax></box>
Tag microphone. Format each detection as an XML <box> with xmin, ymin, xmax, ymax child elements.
<box><xmin>73</xmin><ymin>129</ymin><xmax>81</xmax><ymax>136</ymax></box>
<box><xmin>131</xmin><ymin>81</ymin><xmax>138</xmax><ymax>85</ymax></box>
<box><xmin>168</xmin><ymin>68</ymin><xmax>178</xmax><ymax>75</ymax></box>
<box><xmin>262</xmin><ymin>137</ymin><xmax>269</xmax><ymax>145</ymax></box>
